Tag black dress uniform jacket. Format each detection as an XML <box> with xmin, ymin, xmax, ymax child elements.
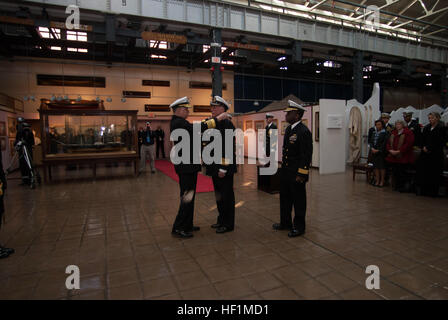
<box><xmin>204</xmin><ymin>119</ymin><xmax>237</xmax><ymax>177</ymax></box>
<box><xmin>170</xmin><ymin>115</ymin><xmax>218</xmax><ymax>174</ymax></box>
<box><xmin>282</xmin><ymin>122</ymin><xmax>313</xmax><ymax>182</ymax></box>
<box><xmin>265</xmin><ymin>122</ymin><xmax>278</xmax><ymax>157</ymax></box>
<box><xmin>407</xmin><ymin>119</ymin><xmax>422</xmax><ymax>146</ymax></box>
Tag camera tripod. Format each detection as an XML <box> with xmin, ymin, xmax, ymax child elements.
<box><xmin>6</xmin><ymin>141</ymin><xmax>41</xmax><ymax>189</ymax></box>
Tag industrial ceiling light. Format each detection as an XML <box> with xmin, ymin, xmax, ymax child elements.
<box><xmin>96</xmin><ymin>96</ymin><xmax>101</xmax><ymax>102</ymax></box>
<box><xmin>30</xmin><ymin>95</ymin><xmax>35</xmax><ymax>101</ymax></box>
<box><xmin>107</xmin><ymin>97</ymin><xmax>112</xmax><ymax>102</ymax></box>
<box><xmin>76</xmin><ymin>95</ymin><xmax>82</xmax><ymax>102</ymax></box>
<box><xmin>57</xmin><ymin>95</ymin><xmax>62</xmax><ymax>101</ymax></box>
<box><xmin>121</xmin><ymin>97</ymin><xmax>126</xmax><ymax>103</ymax></box>
<box><xmin>50</xmin><ymin>95</ymin><xmax>56</xmax><ymax>101</ymax></box>
<box><xmin>23</xmin><ymin>95</ymin><xmax>29</xmax><ymax>101</ymax></box>
<box><xmin>63</xmin><ymin>95</ymin><xmax>69</xmax><ymax>100</ymax></box>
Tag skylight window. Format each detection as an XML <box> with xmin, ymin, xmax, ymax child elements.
<box><xmin>38</xmin><ymin>27</ymin><xmax>61</xmax><ymax>39</ymax></box>
<box><xmin>150</xmin><ymin>40</ymin><xmax>168</xmax><ymax>49</ymax></box>
<box><xmin>67</xmin><ymin>30</ymin><xmax>88</xmax><ymax>42</ymax></box>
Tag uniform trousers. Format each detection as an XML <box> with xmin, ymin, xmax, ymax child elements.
<box><xmin>172</xmin><ymin>172</ymin><xmax>198</xmax><ymax>232</ymax></box>
<box><xmin>212</xmin><ymin>174</ymin><xmax>235</xmax><ymax>230</ymax></box>
<box><xmin>280</xmin><ymin>169</ymin><xmax>306</xmax><ymax>232</ymax></box>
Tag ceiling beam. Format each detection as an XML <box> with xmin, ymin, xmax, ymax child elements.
<box><xmin>392</xmin><ymin>6</ymin><xmax>448</xmax><ymax>29</ymax></box>
<box><xmin>353</xmin><ymin>0</ymin><xmax>401</xmax><ymax>21</ymax></box>
<box><xmin>349</xmin><ymin>0</ymin><xmax>367</xmax><ymax>17</ymax></box>
<box><xmin>387</xmin><ymin>0</ymin><xmax>418</xmax><ymax>26</ymax></box>
<box><xmin>309</xmin><ymin>0</ymin><xmax>328</xmax><ymax>12</ymax></box>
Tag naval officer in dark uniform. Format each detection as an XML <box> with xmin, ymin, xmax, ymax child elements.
<box><xmin>273</xmin><ymin>100</ymin><xmax>312</xmax><ymax>237</ymax></box>
<box><xmin>204</xmin><ymin>96</ymin><xmax>237</xmax><ymax>234</ymax></box>
<box><xmin>265</xmin><ymin>113</ymin><xmax>277</xmax><ymax>158</ymax></box>
<box><xmin>170</xmin><ymin>96</ymin><xmax>229</xmax><ymax>238</ymax></box>
<box><xmin>403</xmin><ymin>112</ymin><xmax>422</xmax><ymax>147</ymax></box>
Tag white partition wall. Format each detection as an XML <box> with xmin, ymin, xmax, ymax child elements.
<box><xmin>319</xmin><ymin>99</ymin><xmax>347</xmax><ymax>175</ymax></box>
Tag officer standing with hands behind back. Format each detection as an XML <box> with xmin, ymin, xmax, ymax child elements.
<box><xmin>265</xmin><ymin>113</ymin><xmax>277</xmax><ymax>159</ymax></box>
<box><xmin>273</xmin><ymin>101</ymin><xmax>312</xmax><ymax>238</ymax></box>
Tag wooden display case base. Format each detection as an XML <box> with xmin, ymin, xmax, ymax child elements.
<box><xmin>43</xmin><ymin>152</ymin><xmax>138</xmax><ymax>182</ymax></box>
<box><xmin>257</xmin><ymin>164</ymin><xmax>281</xmax><ymax>194</ymax></box>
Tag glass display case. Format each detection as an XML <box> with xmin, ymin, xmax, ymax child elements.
<box><xmin>39</xmin><ymin>109</ymin><xmax>138</xmax><ymax>180</ymax></box>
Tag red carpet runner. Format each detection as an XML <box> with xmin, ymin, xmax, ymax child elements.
<box><xmin>154</xmin><ymin>159</ymin><xmax>214</xmax><ymax>193</ymax></box>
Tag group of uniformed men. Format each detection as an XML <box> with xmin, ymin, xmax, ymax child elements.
<box><xmin>169</xmin><ymin>96</ymin><xmax>313</xmax><ymax>239</ymax></box>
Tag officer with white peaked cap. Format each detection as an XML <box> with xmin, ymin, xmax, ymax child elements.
<box><xmin>170</xmin><ymin>96</ymin><xmax>230</xmax><ymax>238</ymax></box>
<box><xmin>272</xmin><ymin>99</ymin><xmax>312</xmax><ymax>238</ymax></box>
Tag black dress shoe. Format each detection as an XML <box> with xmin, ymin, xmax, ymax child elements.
<box><xmin>211</xmin><ymin>223</ymin><xmax>221</xmax><ymax>229</ymax></box>
<box><xmin>192</xmin><ymin>226</ymin><xmax>200</xmax><ymax>231</ymax></box>
<box><xmin>272</xmin><ymin>223</ymin><xmax>289</xmax><ymax>230</ymax></box>
<box><xmin>1</xmin><ymin>247</ymin><xmax>15</xmax><ymax>255</ymax></box>
<box><xmin>288</xmin><ymin>229</ymin><xmax>305</xmax><ymax>238</ymax></box>
<box><xmin>172</xmin><ymin>230</ymin><xmax>193</xmax><ymax>238</ymax></box>
<box><xmin>0</xmin><ymin>247</ymin><xmax>14</xmax><ymax>259</ymax></box>
<box><xmin>216</xmin><ymin>226</ymin><xmax>233</xmax><ymax>234</ymax></box>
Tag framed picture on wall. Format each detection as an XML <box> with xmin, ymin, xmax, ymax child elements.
<box><xmin>0</xmin><ymin>121</ymin><xmax>6</xmax><ymax>136</ymax></box>
<box><xmin>281</xmin><ymin>121</ymin><xmax>289</xmax><ymax>135</ymax></box>
<box><xmin>8</xmin><ymin>117</ymin><xmax>17</xmax><ymax>137</ymax></box>
<box><xmin>254</xmin><ymin>120</ymin><xmax>265</xmax><ymax>132</ymax></box>
<box><xmin>245</xmin><ymin>120</ymin><xmax>253</xmax><ymax>131</ymax></box>
<box><xmin>0</xmin><ymin>137</ymin><xmax>6</xmax><ymax>151</ymax></box>
<box><xmin>315</xmin><ymin>112</ymin><xmax>320</xmax><ymax>142</ymax></box>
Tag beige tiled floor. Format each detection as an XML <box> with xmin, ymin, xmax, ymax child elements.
<box><xmin>0</xmin><ymin>163</ymin><xmax>447</xmax><ymax>300</ymax></box>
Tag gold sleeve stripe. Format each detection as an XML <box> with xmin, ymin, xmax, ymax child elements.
<box><xmin>222</xmin><ymin>158</ymin><xmax>230</xmax><ymax>166</ymax></box>
<box><xmin>298</xmin><ymin>168</ymin><xmax>309</xmax><ymax>175</ymax></box>
<box><xmin>205</xmin><ymin>119</ymin><xmax>216</xmax><ymax>129</ymax></box>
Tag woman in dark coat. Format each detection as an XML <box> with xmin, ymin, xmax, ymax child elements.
<box><xmin>416</xmin><ymin>112</ymin><xmax>446</xmax><ymax>197</ymax></box>
<box><xmin>369</xmin><ymin>120</ymin><xmax>389</xmax><ymax>187</ymax></box>
<box><xmin>386</xmin><ymin>120</ymin><xmax>415</xmax><ymax>192</ymax></box>
<box><xmin>0</xmin><ymin>151</ymin><xmax>14</xmax><ymax>259</ymax></box>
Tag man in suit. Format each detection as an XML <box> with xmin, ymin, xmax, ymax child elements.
<box><xmin>204</xmin><ymin>96</ymin><xmax>237</xmax><ymax>234</ymax></box>
<box><xmin>265</xmin><ymin>113</ymin><xmax>277</xmax><ymax>158</ymax></box>
<box><xmin>155</xmin><ymin>126</ymin><xmax>166</xmax><ymax>159</ymax></box>
<box><xmin>170</xmin><ymin>96</ymin><xmax>229</xmax><ymax>238</ymax></box>
<box><xmin>273</xmin><ymin>100</ymin><xmax>312</xmax><ymax>238</ymax></box>
<box><xmin>139</xmin><ymin>122</ymin><xmax>156</xmax><ymax>174</ymax></box>
<box><xmin>403</xmin><ymin>112</ymin><xmax>422</xmax><ymax>147</ymax></box>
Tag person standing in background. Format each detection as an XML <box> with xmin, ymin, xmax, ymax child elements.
<box><xmin>155</xmin><ymin>126</ymin><xmax>166</xmax><ymax>159</ymax></box>
<box><xmin>386</xmin><ymin>120</ymin><xmax>415</xmax><ymax>192</ymax></box>
<box><xmin>369</xmin><ymin>119</ymin><xmax>389</xmax><ymax>187</ymax></box>
<box><xmin>416</xmin><ymin>112</ymin><xmax>446</xmax><ymax>197</ymax></box>
<box><xmin>403</xmin><ymin>112</ymin><xmax>422</xmax><ymax>147</ymax></box>
<box><xmin>139</xmin><ymin>122</ymin><xmax>156</xmax><ymax>174</ymax></box>
<box><xmin>137</xmin><ymin>127</ymin><xmax>144</xmax><ymax>158</ymax></box>
<box><xmin>265</xmin><ymin>113</ymin><xmax>277</xmax><ymax>159</ymax></box>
